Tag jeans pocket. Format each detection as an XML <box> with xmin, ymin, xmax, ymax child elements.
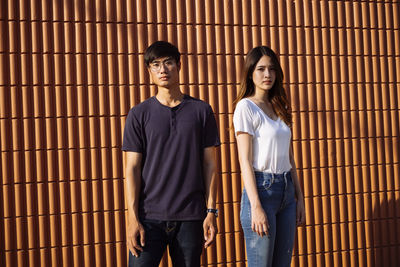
<box><xmin>260</xmin><ymin>176</ymin><xmax>273</xmax><ymax>190</ymax></box>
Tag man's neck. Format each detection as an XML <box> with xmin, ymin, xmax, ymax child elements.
<box><xmin>156</xmin><ymin>87</ymin><xmax>184</xmax><ymax>107</ymax></box>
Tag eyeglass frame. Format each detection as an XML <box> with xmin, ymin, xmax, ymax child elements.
<box><xmin>148</xmin><ymin>57</ymin><xmax>178</xmax><ymax>72</ymax></box>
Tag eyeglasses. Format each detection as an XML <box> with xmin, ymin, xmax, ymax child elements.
<box><xmin>149</xmin><ymin>58</ymin><xmax>177</xmax><ymax>72</ymax></box>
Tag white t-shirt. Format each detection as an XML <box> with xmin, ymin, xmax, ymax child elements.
<box><xmin>233</xmin><ymin>98</ymin><xmax>292</xmax><ymax>174</ymax></box>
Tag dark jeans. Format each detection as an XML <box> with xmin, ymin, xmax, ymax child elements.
<box><xmin>128</xmin><ymin>220</ymin><xmax>204</xmax><ymax>267</ymax></box>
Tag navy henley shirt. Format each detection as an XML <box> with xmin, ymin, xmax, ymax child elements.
<box><xmin>122</xmin><ymin>95</ymin><xmax>220</xmax><ymax>220</ymax></box>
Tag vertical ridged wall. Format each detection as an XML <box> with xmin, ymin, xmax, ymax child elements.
<box><xmin>1</xmin><ymin>0</ymin><xmax>399</xmax><ymax>266</ymax></box>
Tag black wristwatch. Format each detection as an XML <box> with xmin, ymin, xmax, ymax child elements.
<box><xmin>206</xmin><ymin>209</ymin><xmax>218</xmax><ymax>217</ymax></box>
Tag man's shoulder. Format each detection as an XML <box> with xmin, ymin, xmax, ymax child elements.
<box><xmin>184</xmin><ymin>95</ymin><xmax>212</xmax><ymax>111</ymax></box>
<box><xmin>129</xmin><ymin>97</ymin><xmax>156</xmax><ymax>114</ymax></box>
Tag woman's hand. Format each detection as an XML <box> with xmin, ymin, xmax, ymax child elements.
<box><xmin>296</xmin><ymin>197</ymin><xmax>306</xmax><ymax>226</ymax></box>
<box><xmin>251</xmin><ymin>206</ymin><xmax>269</xmax><ymax>237</ymax></box>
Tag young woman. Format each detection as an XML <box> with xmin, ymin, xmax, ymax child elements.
<box><xmin>233</xmin><ymin>46</ymin><xmax>305</xmax><ymax>267</ymax></box>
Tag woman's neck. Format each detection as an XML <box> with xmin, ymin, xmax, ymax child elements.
<box><xmin>251</xmin><ymin>89</ymin><xmax>270</xmax><ymax>104</ymax></box>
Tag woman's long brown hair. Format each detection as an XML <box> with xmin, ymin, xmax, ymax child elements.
<box><xmin>233</xmin><ymin>46</ymin><xmax>292</xmax><ymax>127</ymax></box>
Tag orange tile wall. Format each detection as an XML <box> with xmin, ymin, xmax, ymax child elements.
<box><xmin>1</xmin><ymin>0</ymin><xmax>400</xmax><ymax>266</ymax></box>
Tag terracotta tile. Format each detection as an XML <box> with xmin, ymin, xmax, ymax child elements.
<box><xmin>1</xmin><ymin>2</ymin><xmax>400</xmax><ymax>267</ymax></box>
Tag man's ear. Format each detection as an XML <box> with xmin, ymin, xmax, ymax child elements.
<box><xmin>177</xmin><ymin>61</ymin><xmax>181</xmax><ymax>71</ymax></box>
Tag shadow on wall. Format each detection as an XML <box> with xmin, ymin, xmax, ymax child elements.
<box><xmin>341</xmin><ymin>167</ymin><xmax>400</xmax><ymax>267</ymax></box>
<box><xmin>372</xmin><ymin>187</ymin><xmax>400</xmax><ymax>266</ymax></box>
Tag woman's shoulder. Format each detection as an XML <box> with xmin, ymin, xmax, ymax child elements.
<box><xmin>235</xmin><ymin>98</ymin><xmax>259</xmax><ymax>113</ymax></box>
<box><xmin>236</xmin><ymin>98</ymin><xmax>254</xmax><ymax>108</ymax></box>
<box><xmin>233</xmin><ymin>98</ymin><xmax>261</xmax><ymax>133</ymax></box>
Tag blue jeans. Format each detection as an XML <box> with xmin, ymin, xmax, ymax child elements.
<box><xmin>128</xmin><ymin>220</ymin><xmax>203</xmax><ymax>267</ymax></box>
<box><xmin>240</xmin><ymin>171</ymin><xmax>297</xmax><ymax>267</ymax></box>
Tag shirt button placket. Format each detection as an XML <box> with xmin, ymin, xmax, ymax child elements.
<box><xmin>170</xmin><ymin>109</ymin><xmax>176</xmax><ymax>132</ymax></box>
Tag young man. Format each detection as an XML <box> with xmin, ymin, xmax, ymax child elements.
<box><xmin>122</xmin><ymin>41</ymin><xmax>220</xmax><ymax>267</ymax></box>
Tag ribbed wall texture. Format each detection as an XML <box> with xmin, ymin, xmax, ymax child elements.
<box><xmin>1</xmin><ymin>0</ymin><xmax>400</xmax><ymax>266</ymax></box>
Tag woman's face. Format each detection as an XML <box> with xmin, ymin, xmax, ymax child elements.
<box><xmin>251</xmin><ymin>55</ymin><xmax>277</xmax><ymax>92</ymax></box>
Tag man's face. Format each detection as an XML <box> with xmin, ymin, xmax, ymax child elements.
<box><xmin>147</xmin><ymin>57</ymin><xmax>180</xmax><ymax>88</ymax></box>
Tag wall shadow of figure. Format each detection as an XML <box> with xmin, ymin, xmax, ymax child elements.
<box><xmin>371</xmin><ymin>180</ymin><xmax>400</xmax><ymax>267</ymax></box>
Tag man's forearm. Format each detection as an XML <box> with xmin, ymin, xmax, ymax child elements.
<box><xmin>124</xmin><ymin>152</ymin><xmax>143</xmax><ymax>222</ymax></box>
<box><xmin>204</xmin><ymin>169</ymin><xmax>217</xmax><ymax>209</ymax></box>
<box><xmin>203</xmin><ymin>147</ymin><xmax>218</xmax><ymax>209</ymax></box>
<box><xmin>126</xmin><ymin>170</ymin><xmax>141</xmax><ymax>221</ymax></box>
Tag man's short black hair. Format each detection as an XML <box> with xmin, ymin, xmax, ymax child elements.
<box><xmin>144</xmin><ymin>41</ymin><xmax>181</xmax><ymax>67</ymax></box>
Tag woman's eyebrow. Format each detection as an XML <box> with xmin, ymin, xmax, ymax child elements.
<box><xmin>256</xmin><ymin>64</ymin><xmax>274</xmax><ymax>68</ymax></box>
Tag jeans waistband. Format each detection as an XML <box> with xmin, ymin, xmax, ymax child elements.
<box><xmin>254</xmin><ymin>171</ymin><xmax>291</xmax><ymax>182</ymax></box>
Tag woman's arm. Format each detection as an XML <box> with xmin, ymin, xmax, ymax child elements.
<box><xmin>289</xmin><ymin>145</ymin><xmax>306</xmax><ymax>226</ymax></box>
<box><xmin>236</xmin><ymin>132</ymin><xmax>269</xmax><ymax>236</ymax></box>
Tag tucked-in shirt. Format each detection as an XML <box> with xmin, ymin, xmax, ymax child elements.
<box><xmin>233</xmin><ymin>98</ymin><xmax>292</xmax><ymax>174</ymax></box>
<box><xmin>122</xmin><ymin>95</ymin><xmax>220</xmax><ymax>220</ymax></box>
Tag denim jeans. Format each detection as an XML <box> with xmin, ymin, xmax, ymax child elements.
<box><xmin>240</xmin><ymin>171</ymin><xmax>297</xmax><ymax>267</ymax></box>
<box><xmin>128</xmin><ymin>220</ymin><xmax>204</xmax><ymax>267</ymax></box>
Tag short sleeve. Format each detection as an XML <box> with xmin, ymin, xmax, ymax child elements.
<box><xmin>203</xmin><ymin>105</ymin><xmax>221</xmax><ymax>148</ymax></box>
<box><xmin>122</xmin><ymin>108</ymin><xmax>143</xmax><ymax>152</ymax></box>
<box><xmin>233</xmin><ymin>100</ymin><xmax>255</xmax><ymax>136</ymax></box>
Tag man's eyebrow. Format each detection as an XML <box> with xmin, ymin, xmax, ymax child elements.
<box><xmin>151</xmin><ymin>57</ymin><xmax>173</xmax><ymax>63</ymax></box>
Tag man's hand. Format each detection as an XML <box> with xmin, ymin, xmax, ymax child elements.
<box><xmin>203</xmin><ymin>213</ymin><xmax>218</xmax><ymax>248</ymax></box>
<box><xmin>127</xmin><ymin>220</ymin><xmax>145</xmax><ymax>257</ymax></box>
